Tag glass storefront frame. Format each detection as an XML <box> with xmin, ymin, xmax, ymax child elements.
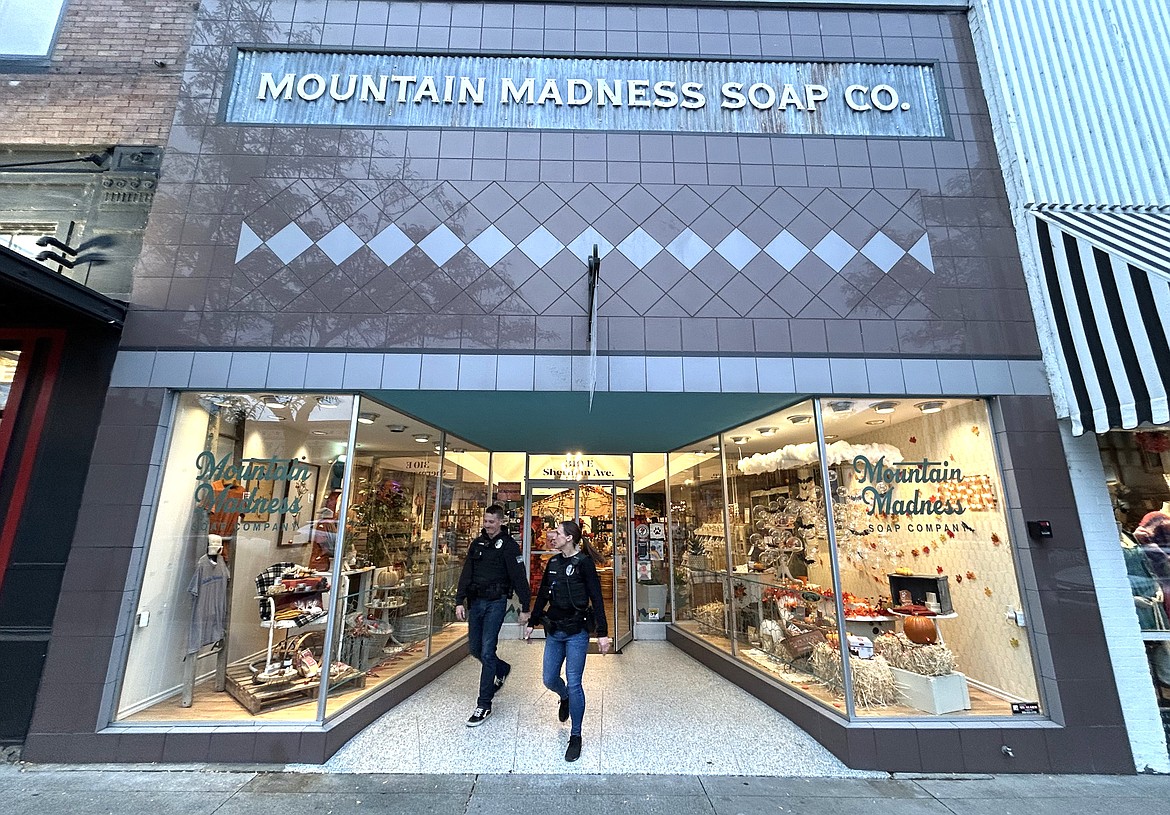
<box><xmin>663</xmin><ymin>395</ymin><xmax>1046</xmax><ymax>723</ymax></box>
<box><xmin>112</xmin><ymin>388</ymin><xmax>1045</xmax><ymax>731</ymax></box>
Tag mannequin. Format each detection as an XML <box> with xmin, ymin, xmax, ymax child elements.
<box><xmin>325</xmin><ymin>455</ymin><xmax>346</xmax><ymax>512</ymax></box>
<box><xmin>1122</xmin><ymin>531</ymin><xmax>1167</xmax><ymax>630</ymax></box>
<box><xmin>187</xmin><ymin>534</ymin><xmax>231</xmax><ymax>656</ymax></box>
<box><xmin>1134</xmin><ymin>507</ymin><xmax>1170</xmax><ymax>620</ymax></box>
<box><xmin>306</xmin><ymin>507</ymin><xmax>339</xmax><ymax>572</ymax></box>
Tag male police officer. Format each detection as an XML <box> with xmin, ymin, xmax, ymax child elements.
<box><xmin>454</xmin><ymin>504</ymin><xmax>530</xmax><ymax>726</ymax></box>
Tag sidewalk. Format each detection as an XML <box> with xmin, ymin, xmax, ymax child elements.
<box><xmin>2</xmin><ymin>767</ymin><xmax>1169</xmax><ymax>815</ymax></box>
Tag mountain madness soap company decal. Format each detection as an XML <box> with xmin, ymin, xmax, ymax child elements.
<box><xmin>224</xmin><ymin>51</ymin><xmax>946</xmax><ymax>137</ymax></box>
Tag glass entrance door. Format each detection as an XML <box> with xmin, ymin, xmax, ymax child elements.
<box><xmin>524</xmin><ymin>479</ymin><xmax>634</xmax><ymax>651</ymax></box>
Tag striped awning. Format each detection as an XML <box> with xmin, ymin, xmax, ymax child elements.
<box><xmin>1030</xmin><ymin>206</ymin><xmax>1170</xmax><ymax>435</ymax></box>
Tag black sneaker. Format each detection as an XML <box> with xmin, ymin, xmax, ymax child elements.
<box><xmin>466</xmin><ymin>707</ymin><xmax>492</xmax><ymax>727</ymax></box>
<box><xmin>557</xmin><ymin>697</ymin><xmax>570</xmax><ymax>722</ymax></box>
<box><xmin>493</xmin><ymin>664</ymin><xmax>511</xmax><ymax>690</ymax></box>
<box><xmin>565</xmin><ymin>735</ymin><xmax>582</xmax><ymax>762</ymax></box>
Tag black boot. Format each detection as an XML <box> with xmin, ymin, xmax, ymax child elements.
<box><xmin>565</xmin><ymin>735</ymin><xmax>582</xmax><ymax>762</ymax></box>
<box><xmin>558</xmin><ymin>697</ymin><xmax>570</xmax><ymax>722</ymax></box>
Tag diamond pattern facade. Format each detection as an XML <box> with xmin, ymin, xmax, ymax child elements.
<box><xmin>234</xmin><ymin>182</ymin><xmax>935</xmax><ymax>320</ymax></box>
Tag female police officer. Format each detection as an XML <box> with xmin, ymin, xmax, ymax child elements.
<box><xmin>525</xmin><ymin>520</ymin><xmax>610</xmax><ymax>762</ymax></box>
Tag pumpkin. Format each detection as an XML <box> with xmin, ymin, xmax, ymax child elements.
<box><xmin>903</xmin><ymin>614</ymin><xmax>938</xmax><ymax>645</ymax></box>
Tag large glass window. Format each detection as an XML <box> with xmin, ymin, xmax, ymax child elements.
<box><xmin>117</xmin><ymin>392</ymin><xmax>356</xmax><ymax>722</ymax></box>
<box><xmin>1101</xmin><ymin>430</ymin><xmax>1170</xmax><ymax>742</ymax></box>
<box><xmin>669</xmin><ymin>397</ymin><xmax>1042</xmax><ymax>720</ymax></box>
<box><xmin>0</xmin><ymin>0</ymin><xmax>66</xmax><ymax>59</ymax></box>
<box><xmin>821</xmin><ymin>398</ymin><xmax>1039</xmax><ymax>718</ymax></box>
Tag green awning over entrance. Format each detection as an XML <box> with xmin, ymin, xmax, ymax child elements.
<box><xmin>369</xmin><ymin>390</ymin><xmax>804</xmax><ymax>453</ymax></box>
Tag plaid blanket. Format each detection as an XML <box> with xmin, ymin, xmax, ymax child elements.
<box><xmin>255</xmin><ymin>562</ymin><xmax>329</xmax><ymax>627</ymax></box>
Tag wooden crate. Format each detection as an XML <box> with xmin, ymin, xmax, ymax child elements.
<box><xmin>224</xmin><ymin>664</ymin><xmax>365</xmax><ymax>715</ymax></box>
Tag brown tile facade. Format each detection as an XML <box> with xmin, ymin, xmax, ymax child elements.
<box><xmin>122</xmin><ymin>1</ymin><xmax>1038</xmax><ymax>361</ymax></box>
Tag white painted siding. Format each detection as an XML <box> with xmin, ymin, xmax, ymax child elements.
<box><xmin>972</xmin><ymin>0</ymin><xmax>1170</xmax><ymax>205</ymax></box>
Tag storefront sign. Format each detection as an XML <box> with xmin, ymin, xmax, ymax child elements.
<box><xmin>528</xmin><ymin>453</ymin><xmax>631</xmax><ymax>480</ymax></box>
<box><xmin>225</xmin><ymin>51</ymin><xmax>946</xmax><ymax>137</ymax></box>
<box><xmin>851</xmin><ymin>456</ymin><xmax>968</xmax><ymax>517</ymax></box>
<box><xmin>193</xmin><ymin>452</ymin><xmax>310</xmax><ymax>517</ymax></box>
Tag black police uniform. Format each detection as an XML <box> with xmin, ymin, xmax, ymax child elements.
<box><xmin>530</xmin><ymin>551</ymin><xmax>608</xmax><ymax>638</ymax></box>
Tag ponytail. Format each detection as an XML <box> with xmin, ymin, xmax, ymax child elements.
<box><xmin>561</xmin><ymin>520</ymin><xmax>603</xmax><ymax>565</ymax></box>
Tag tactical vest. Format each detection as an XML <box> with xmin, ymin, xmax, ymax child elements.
<box><xmin>546</xmin><ymin>552</ymin><xmax>591</xmax><ymax>612</ymax></box>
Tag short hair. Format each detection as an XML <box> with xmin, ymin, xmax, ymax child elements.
<box><xmin>485</xmin><ymin>504</ymin><xmax>505</xmax><ymax>518</ymax></box>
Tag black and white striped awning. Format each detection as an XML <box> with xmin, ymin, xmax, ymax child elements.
<box><xmin>1031</xmin><ymin>205</ymin><xmax>1170</xmax><ymax>435</ymax></box>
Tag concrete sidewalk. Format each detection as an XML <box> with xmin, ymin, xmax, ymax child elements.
<box><xmin>3</xmin><ymin>768</ymin><xmax>1169</xmax><ymax>815</ymax></box>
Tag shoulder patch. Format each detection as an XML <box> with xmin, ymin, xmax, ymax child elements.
<box><xmin>515</xmin><ymin>555</ymin><xmax>524</xmax><ymax>564</ymax></box>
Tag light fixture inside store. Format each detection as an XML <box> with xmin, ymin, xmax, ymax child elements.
<box><xmin>756</xmin><ymin>426</ymin><xmax>777</xmax><ymax>436</ymax></box>
<box><xmin>387</xmin><ymin>424</ymin><xmax>406</xmax><ymax>432</ymax></box>
<box><xmin>828</xmin><ymin>400</ymin><xmax>854</xmax><ymax>413</ymax></box>
<box><xmin>357</xmin><ymin>412</ymin><xmax>379</xmax><ymax>424</ymax></box>
<box><xmin>915</xmin><ymin>401</ymin><xmax>945</xmax><ymax>414</ymax></box>
<box><xmin>451</xmin><ymin>447</ymin><xmax>466</xmax><ymax>454</ymax></box>
<box><xmin>315</xmin><ymin>395</ymin><xmax>341</xmax><ymax>408</ymax></box>
<box><xmin>413</xmin><ymin>433</ymin><xmax>431</xmax><ymax>443</ymax></box>
<box><xmin>311</xmin><ymin>430</ymin><xmax>327</xmax><ymax>436</ymax></box>
<box><xmin>788</xmin><ymin>415</ymin><xmax>812</xmax><ymax>424</ymax></box>
<box><xmin>730</xmin><ymin>435</ymin><xmax>750</xmax><ymax>445</ymax></box>
<box><xmin>711</xmin><ymin>443</ymin><xmax>721</xmax><ymax>451</ymax></box>
<box><xmin>872</xmin><ymin>401</ymin><xmax>899</xmax><ymax>414</ymax></box>
<box><xmin>865</xmin><ymin>419</ymin><xmax>885</xmax><ymax>426</ymax></box>
<box><xmin>825</xmin><ymin>434</ymin><xmax>838</xmax><ymax>440</ymax></box>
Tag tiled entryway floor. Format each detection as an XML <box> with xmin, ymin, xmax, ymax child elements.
<box><xmin>304</xmin><ymin>639</ymin><xmax>882</xmax><ymax>776</ymax></box>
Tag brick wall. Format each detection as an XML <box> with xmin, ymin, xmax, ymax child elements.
<box><xmin>0</xmin><ymin>0</ymin><xmax>197</xmax><ymax>146</ymax></box>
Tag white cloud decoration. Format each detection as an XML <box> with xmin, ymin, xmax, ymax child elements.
<box><xmin>736</xmin><ymin>441</ymin><xmax>904</xmax><ymax>475</ymax></box>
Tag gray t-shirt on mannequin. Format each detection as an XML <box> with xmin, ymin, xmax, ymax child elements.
<box><xmin>188</xmin><ymin>554</ymin><xmax>230</xmax><ymax>655</ymax></box>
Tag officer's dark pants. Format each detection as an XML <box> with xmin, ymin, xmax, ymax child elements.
<box><xmin>467</xmin><ymin>597</ymin><xmax>509</xmax><ymax>708</ymax></box>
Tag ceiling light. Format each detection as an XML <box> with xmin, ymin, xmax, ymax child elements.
<box><xmin>315</xmin><ymin>395</ymin><xmax>340</xmax><ymax>408</ymax></box>
<box><xmin>711</xmin><ymin>443</ymin><xmax>721</xmax><ymax>451</ymax></box>
<box><xmin>788</xmin><ymin>415</ymin><xmax>812</xmax><ymax>424</ymax></box>
<box><xmin>872</xmin><ymin>401</ymin><xmax>899</xmax><ymax>414</ymax></box>
<box><xmin>311</xmin><ymin>430</ymin><xmax>327</xmax><ymax>436</ymax></box>
<box><xmin>451</xmin><ymin>447</ymin><xmax>466</xmax><ymax>454</ymax></box>
<box><xmin>357</xmin><ymin>411</ymin><xmax>379</xmax><ymax>424</ymax></box>
<box><xmin>413</xmin><ymin>433</ymin><xmax>431</xmax><ymax>443</ymax></box>
<box><xmin>825</xmin><ymin>434</ymin><xmax>838</xmax><ymax>440</ymax></box>
<box><xmin>865</xmin><ymin>419</ymin><xmax>885</xmax><ymax>426</ymax></box>
<box><xmin>756</xmin><ymin>426</ymin><xmax>777</xmax><ymax>436</ymax></box>
<box><xmin>387</xmin><ymin>424</ymin><xmax>406</xmax><ymax>432</ymax></box>
<box><xmin>828</xmin><ymin>400</ymin><xmax>853</xmax><ymax>413</ymax></box>
<box><xmin>730</xmin><ymin>435</ymin><xmax>750</xmax><ymax>445</ymax></box>
<box><xmin>915</xmin><ymin>401</ymin><xmax>945</xmax><ymax>414</ymax></box>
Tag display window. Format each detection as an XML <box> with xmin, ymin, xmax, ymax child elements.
<box><xmin>116</xmin><ymin>392</ymin><xmax>477</xmax><ymax>724</ymax></box>
<box><xmin>669</xmin><ymin>398</ymin><xmax>1042</xmax><ymax>719</ymax></box>
<box><xmin>1100</xmin><ymin>430</ymin><xmax>1170</xmax><ymax>737</ymax></box>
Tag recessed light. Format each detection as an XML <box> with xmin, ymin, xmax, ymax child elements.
<box><xmin>788</xmin><ymin>415</ymin><xmax>812</xmax><ymax>424</ymax></box>
<box><xmin>315</xmin><ymin>395</ymin><xmax>341</xmax><ymax>408</ymax></box>
<box><xmin>828</xmin><ymin>400</ymin><xmax>853</xmax><ymax>413</ymax></box>
<box><xmin>730</xmin><ymin>435</ymin><xmax>750</xmax><ymax>445</ymax></box>
<box><xmin>825</xmin><ymin>434</ymin><xmax>838</xmax><ymax>440</ymax></box>
<box><xmin>451</xmin><ymin>447</ymin><xmax>466</xmax><ymax>454</ymax></box>
<box><xmin>387</xmin><ymin>424</ymin><xmax>406</xmax><ymax>432</ymax></box>
<box><xmin>357</xmin><ymin>412</ymin><xmax>379</xmax><ymax>424</ymax></box>
<box><xmin>865</xmin><ymin>419</ymin><xmax>885</xmax><ymax>426</ymax></box>
<box><xmin>756</xmin><ymin>426</ymin><xmax>778</xmax><ymax>436</ymax></box>
<box><xmin>915</xmin><ymin>401</ymin><xmax>945</xmax><ymax>414</ymax></box>
<box><xmin>872</xmin><ymin>401</ymin><xmax>899</xmax><ymax>414</ymax></box>
<box><xmin>311</xmin><ymin>430</ymin><xmax>327</xmax><ymax>436</ymax></box>
<box><xmin>413</xmin><ymin>433</ymin><xmax>431</xmax><ymax>443</ymax></box>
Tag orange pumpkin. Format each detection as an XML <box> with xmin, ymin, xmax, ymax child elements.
<box><xmin>903</xmin><ymin>615</ymin><xmax>938</xmax><ymax>645</ymax></box>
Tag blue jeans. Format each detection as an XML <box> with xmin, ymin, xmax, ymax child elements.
<box><xmin>542</xmin><ymin>629</ymin><xmax>589</xmax><ymax>736</ymax></box>
<box><xmin>467</xmin><ymin>597</ymin><xmax>509</xmax><ymax>708</ymax></box>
